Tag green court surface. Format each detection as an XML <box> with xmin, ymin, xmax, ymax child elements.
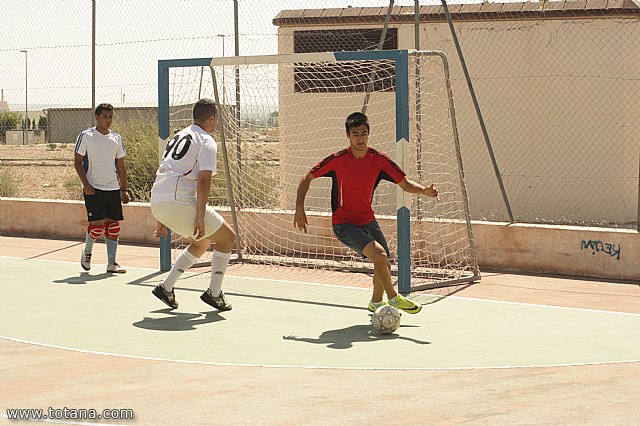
<box><xmin>1</xmin><ymin>256</ymin><xmax>638</xmax><ymax>369</ymax></box>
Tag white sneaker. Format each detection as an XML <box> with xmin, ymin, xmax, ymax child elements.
<box><xmin>81</xmin><ymin>250</ymin><xmax>92</xmax><ymax>271</ymax></box>
<box><xmin>106</xmin><ymin>263</ymin><xmax>127</xmax><ymax>274</ymax></box>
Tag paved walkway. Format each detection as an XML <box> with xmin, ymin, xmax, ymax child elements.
<box><xmin>1</xmin><ymin>236</ymin><xmax>639</xmax><ymax>425</ymax></box>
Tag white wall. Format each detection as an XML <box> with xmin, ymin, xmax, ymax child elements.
<box><xmin>5</xmin><ymin>129</ymin><xmax>46</xmax><ymax>145</ymax></box>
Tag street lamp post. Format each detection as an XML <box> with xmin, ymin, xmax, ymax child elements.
<box><xmin>216</xmin><ymin>34</ymin><xmax>225</xmax><ymax>105</ymax></box>
<box><xmin>20</xmin><ymin>49</ymin><xmax>28</xmax><ymax>145</ymax></box>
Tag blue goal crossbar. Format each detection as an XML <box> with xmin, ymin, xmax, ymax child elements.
<box><xmin>158</xmin><ymin>50</ymin><xmax>413</xmax><ymax>292</ymax></box>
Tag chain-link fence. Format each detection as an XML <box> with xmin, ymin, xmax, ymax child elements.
<box><xmin>1</xmin><ymin>0</ymin><xmax>638</xmax><ymax>228</ymax></box>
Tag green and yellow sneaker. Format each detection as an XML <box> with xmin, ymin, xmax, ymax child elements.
<box><xmin>389</xmin><ymin>294</ymin><xmax>422</xmax><ymax>314</ymax></box>
<box><xmin>368</xmin><ymin>300</ymin><xmax>387</xmax><ymax>313</ymax></box>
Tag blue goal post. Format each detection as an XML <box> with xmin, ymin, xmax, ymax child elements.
<box><xmin>158</xmin><ymin>50</ymin><xmax>422</xmax><ymax>293</ymax></box>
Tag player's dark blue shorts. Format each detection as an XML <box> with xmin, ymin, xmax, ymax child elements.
<box><xmin>83</xmin><ymin>189</ymin><xmax>124</xmax><ymax>222</ymax></box>
<box><xmin>332</xmin><ymin>220</ymin><xmax>390</xmax><ymax>257</ymax></box>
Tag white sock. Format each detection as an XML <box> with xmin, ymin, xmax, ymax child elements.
<box><xmin>162</xmin><ymin>249</ymin><xmax>198</xmax><ymax>291</ymax></box>
<box><xmin>84</xmin><ymin>232</ymin><xmax>96</xmax><ymax>254</ymax></box>
<box><xmin>209</xmin><ymin>251</ymin><xmax>231</xmax><ymax>297</ymax></box>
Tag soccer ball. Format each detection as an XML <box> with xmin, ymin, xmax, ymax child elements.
<box><xmin>371</xmin><ymin>305</ymin><xmax>401</xmax><ymax>335</ymax></box>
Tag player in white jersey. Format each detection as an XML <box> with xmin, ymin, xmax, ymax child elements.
<box><xmin>74</xmin><ymin>103</ymin><xmax>129</xmax><ymax>274</ymax></box>
<box><xmin>151</xmin><ymin>98</ymin><xmax>236</xmax><ymax>311</ymax></box>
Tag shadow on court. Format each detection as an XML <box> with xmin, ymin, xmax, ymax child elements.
<box><xmin>133</xmin><ymin>308</ymin><xmax>226</xmax><ymax>331</ymax></box>
<box><xmin>25</xmin><ymin>242</ymin><xmax>83</xmax><ymax>260</ymax></box>
<box><xmin>224</xmin><ymin>292</ymin><xmax>366</xmax><ymax>311</ymax></box>
<box><xmin>126</xmin><ymin>270</ymin><xmax>167</xmax><ymax>287</ymax></box>
<box><xmin>51</xmin><ymin>269</ymin><xmax>168</xmax><ymax>287</ymax></box>
<box><xmin>283</xmin><ymin>324</ymin><xmax>431</xmax><ymax>349</ymax></box>
<box><xmin>53</xmin><ymin>272</ymin><xmax>116</xmax><ymax>285</ymax></box>
<box><xmin>416</xmin><ymin>283</ymin><xmax>476</xmax><ymax>306</ymax></box>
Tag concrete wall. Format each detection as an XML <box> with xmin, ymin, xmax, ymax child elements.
<box><xmin>46</xmin><ymin>109</ymin><xmax>94</xmax><ymax>144</ymax></box>
<box><xmin>276</xmin><ymin>17</ymin><xmax>640</xmax><ymax>225</ymax></box>
<box><xmin>5</xmin><ymin>129</ymin><xmax>46</xmax><ymax>145</ymax></box>
<box><xmin>45</xmin><ymin>105</ymin><xmax>193</xmax><ymax>145</ymax></box>
<box><xmin>416</xmin><ymin>18</ymin><xmax>640</xmax><ymax>225</ymax></box>
<box><xmin>0</xmin><ymin>199</ymin><xmax>159</xmax><ymax>245</ymax></box>
<box><xmin>1</xmin><ymin>198</ymin><xmax>637</xmax><ymax>282</ymax></box>
<box><xmin>46</xmin><ymin>108</ymin><xmax>157</xmax><ymax>145</ymax></box>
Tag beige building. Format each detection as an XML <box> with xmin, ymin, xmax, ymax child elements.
<box><xmin>273</xmin><ymin>1</ymin><xmax>640</xmax><ymax>225</ymax></box>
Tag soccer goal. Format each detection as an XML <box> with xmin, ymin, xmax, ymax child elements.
<box><xmin>158</xmin><ymin>50</ymin><xmax>480</xmax><ymax>293</ymax></box>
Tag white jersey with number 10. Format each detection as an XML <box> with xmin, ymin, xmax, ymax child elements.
<box><xmin>150</xmin><ymin>124</ymin><xmax>217</xmax><ymax>203</ymax></box>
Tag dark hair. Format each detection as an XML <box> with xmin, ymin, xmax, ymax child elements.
<box><xmin>193</xmin><ymin>98</ymin><xmax>218</xmax><ymax>121</ymax></box>
<box><xmin>95</xmin><ymin>103</ymin><xmax>114</xmax><ymax>116</ymax></box>
<box><xmin>345</xmin><ymin>112</ymin><xmax>369</xmax><ymax>133</ymax></box>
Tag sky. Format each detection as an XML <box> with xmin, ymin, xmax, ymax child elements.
<box><xmin>0</xmin><ymin>0</ymin><xmax>490</xmax><ymax>110</ymax></box>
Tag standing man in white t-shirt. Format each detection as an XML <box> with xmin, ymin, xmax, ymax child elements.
<box><xmin>150</xmin><ymin>98</ymin><xmax>236</xmax><ymax>311</ymax></box>
<box><xmin>74</xmin><ymin>103</ymin><xmax>130</xmax><ymax>274</ymax></box>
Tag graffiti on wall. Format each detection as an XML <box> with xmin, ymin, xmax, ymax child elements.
<box><xmin>580</xmin><ymin>240</ymin><xmax>621</xmax><ymax>260</ymax></box>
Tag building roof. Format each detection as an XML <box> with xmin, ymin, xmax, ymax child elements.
<box><xmin>273</xmin><ymin>1</ymin><xmax>640</xmax><ymax>26</ymax></box>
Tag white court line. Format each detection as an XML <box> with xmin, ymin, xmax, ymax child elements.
<box><xmin>2</xmin><ymin>255</ymin><xmax>638</xmax><ymax>317</ymax></box>
<box><xmin>0</xmin><ymin>335</ymin><xmax>638</xmax><ymax>371</ymax></box>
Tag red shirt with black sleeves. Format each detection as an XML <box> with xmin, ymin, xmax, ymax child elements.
<box><xmin>309</xmin><ymin>146</ymin><xmax>406</xmax><ymax>225</ymax></box>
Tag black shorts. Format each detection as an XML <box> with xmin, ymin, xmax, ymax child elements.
<box><xmin>83</xmin><ymin>189</ymin><xmax>124</xmax><ymax>222</ymax></box>
<box><xmin>332</xmin><ymin>220</ymin><xmax>390</xmax><ymax>257</ymax></box>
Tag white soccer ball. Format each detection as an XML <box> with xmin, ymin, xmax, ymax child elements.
<box><xmin>371</xmin><ymin>305</ymin><xmax>401</xmax><ymax>335</ymax></box>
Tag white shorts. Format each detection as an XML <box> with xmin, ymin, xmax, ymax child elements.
<box><xmin>151</xmin><ymin>199</ymin><xmax>224</xmax><ymax>241</ymax></box>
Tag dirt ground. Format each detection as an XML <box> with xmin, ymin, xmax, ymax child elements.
<box><xmin>0</xmin><ymin>143</ymin><xmax>80</xmax><ymax>200</ymax></box>
<box><xmin>0</xmin><ymin>140</ymin><xmax>278</xmax><ymax>202</ymax></box>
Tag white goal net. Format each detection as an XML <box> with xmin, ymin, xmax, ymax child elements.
<box><xmin>160</xmin><ymin>50</ymin><xmax>479</xmax><ymax>292</ymax></box>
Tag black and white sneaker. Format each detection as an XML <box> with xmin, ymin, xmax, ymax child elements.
<box><xmin>106</xmin><ymin>263</ymin><xmax>127</xmax><ymax>274</ymax></box>
<box><xmin>152</xmin><ymin>284</ymin><xmax>178</xmax><ymax>309</ymax></box>
<box><xmin>81</xmin><ymin>250</ymin><xmax>92</xmax><ymax>271</ymax></box>
<box><xmin>200</xmin><ymin>289</ymin><xmax>232</xmax><ymax>311</ymax></box>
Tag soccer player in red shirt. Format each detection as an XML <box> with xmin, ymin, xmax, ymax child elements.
<box><xmin>293</xmin><ymin>112</ymin><xmax>438</xmax><ymax>314</ymax></box>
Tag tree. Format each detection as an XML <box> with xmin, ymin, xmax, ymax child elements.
<box><xmin>38</xmin><ymin>116</ymin><xmax>47</xmax><ymax>131</ymax></box>
<box><xmin>0</xmin><ymin>111</ymin><xmax>19</xmax><ymax>144</ymax></box>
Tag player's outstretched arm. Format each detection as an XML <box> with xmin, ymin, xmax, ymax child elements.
<box><xmin>293</xmin><ymin>173</ymin><xmax>315</xmax><ymax>233</ymax></box>
<box><xmin>398</xmin><ymin>178</ymin><xmax>439</xmax><ymax>200</ymax></box>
